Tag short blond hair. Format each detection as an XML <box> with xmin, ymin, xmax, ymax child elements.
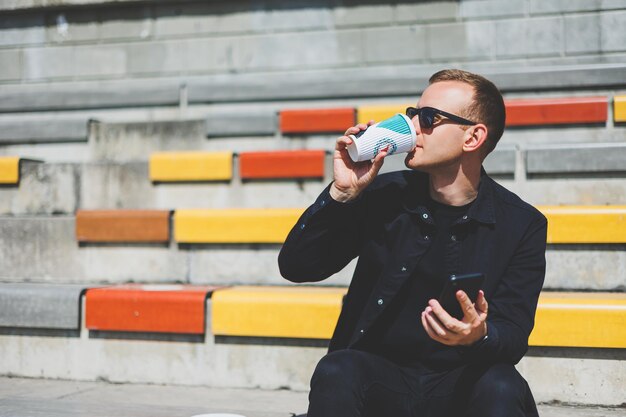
<box><xmin>429</xmin><ymin>69</ymin><xmax>506</xmax><ymax>156</ymax></box>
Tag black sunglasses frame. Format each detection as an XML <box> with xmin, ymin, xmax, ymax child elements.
<box><xmin>406</xmin><ymin>106</ymin><xmax>477</xmax><ymax>129</ymax></box>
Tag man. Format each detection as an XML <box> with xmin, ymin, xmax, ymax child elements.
<box><xmin>278</xmin><ymin>69</ymin><xmax>547</xmax><ymax>417</ymax></box>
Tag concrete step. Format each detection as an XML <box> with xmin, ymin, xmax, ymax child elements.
<box><xmin>2</xmin><ymin>153</ymin><xmax>626</xmax><ymax>216</ymax></box>
<box><xmin>0</xmin><ymin>213</ymin><xmax>624</xmax><ymax>290</ymax></box>
<box><xmin>0</xmin><ymin>329</ymin><xmax>623</xmax><ymax>408</ymax></box>
<box><xmin>0</xmin><ymin>97</ymin><xmax>624</xmax><ymax>163</ymax></box>
<box><xmin>0</xmin><ymin>215</ymin><xmax>355</xmax><ymax>286</ymax></box>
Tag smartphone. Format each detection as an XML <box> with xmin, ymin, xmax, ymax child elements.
<box><xmin>438</xmin><ymin>273</ymin><xmax>485</xmax><ymax>319</ymax></box>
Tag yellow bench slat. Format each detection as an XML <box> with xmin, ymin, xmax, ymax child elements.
<box><xmin>538</xmin><ymin>206</ymin><xmax>626</xmax><ymax>244</ymax></box>
<box><xmin>174</xmin><ymin>208</ymin><xmax>304</xmax><ymax>243</ymax></box>
<box><xmin>211</xmin><ymin>286</ymin><xmax>347</xmax><ymax>339</ymax></box>
<box><xmin>211</xmin><ymin>286</ymin><xmax>625</xmax><ymax>348</ymax></box>
<box><xmin>614</xmin><ymin>95</ymin><xmax>626</xmax><ymax>123</ymax></box>
<box><xmin>357</xmin><ymin>105</ymin><xmax>412</xmax><ymax>125</ymax></box>
<box><xmin>530</xmin><ymin>292</ymin><xmax>626</xmax><ymax>348</ymax></box>
<box><xmin>0</xmin><ymin>156</ymin><xmax>20</xmax><ymax>184</ymax></box>
<box><xmin>149</xmin><ymin>151</ymin><xmax>233</xmax><ymax>182</ymax></box>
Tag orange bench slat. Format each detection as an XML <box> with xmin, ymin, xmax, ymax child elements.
<box><xmin>85</xmin><ymin>285</ymin><xmax>220</xmax><ymax>334</ymax></box>
<box><xmin>505</xmin><ymin>96</ymin><xmax>607</xmax><ymax>126</ymax></box>
<box><xmin>239</xmin><ymin>150</ymin><xmax>326</xmax><ymax>179</ymax></box>
<box><xmin>279</xmin><ymin>108</ymin><xmax>355</xmax><ymax>134</ymax></box>
<box><xmin>75</xmin><ymin>210</ymin><xmax>171</xmax><ymax>243</ymax></box>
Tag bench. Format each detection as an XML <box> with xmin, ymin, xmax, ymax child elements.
<box><xmin>239</xmin><ymin>150</ymin><xmax>326</xmax><ymax>180</ymax></box>
<box><xmin>85</xmin><ymin>284</ymin><xmax>220</xmax><ymax>334</ymax></box>
<box><xmin>538</xmin><ymin>205</ymin><xmax>626</xmax><ymax>244</ymax></box>
<box><xmin>613</xmin><ymin>95</ymin><xmax>626</xmax><ymax>123</ymax></box>
<box><xmin>0</xmin><ymin>117</ymin><xmax>88</xmax><ymax>144</ymax></box>
<box><xmin>75</xmin><ymin>210</ymin><xmax>171</xmax><ymax>243</ymax></box>
<box><xmin>77</xmin><ymin>205</ymin><xmax>624</xmax><ymax>246</ymax></box>
<box><xmin>211</xmin><ymin>285</ymin><xmax>347</xmax><ymax>339</ymax></box>
<box><xmin>149</xmin><ymin>151</ymin><xmax>233</xmax><ymax>182</ymax></box>
<box><xmin>505</xmin><ymin>96</ymin><xmax>608</xmax><ymax>126</ymax></box>
<box><xmin>530</xmin><ymin>292</ymin><xmax>626</xmax><ymax>348</ymax></box>
<box><xmin>209</xmin><ymin>285</ymin><xmax>626</xmax><ymax>349</ymax></box>
<box><xmin>357</xmin><ymin>97</ymin><xmax>609</xmax><ymax>129</ymax></box>
<box><xmin>174</xmin><ymin>208</ymin><xmax>303</xmax><ymax>244</ymax></box>
<box><xmin>279</xmin><ymin>108</ymin><xmax>355</xmax><ymax>134</ymax></box>
<box><xmin>526</xmin><ymin>143</ymin><xmax>626</xmax><ymax>175</ymax></box>
<box><xmin>0</xmin><ymin>283</ymin><xmax>89</xmax><ymax>330</ymax></box>
<box><xmin>0</xmin><ymin>157</ymin><xmax>41</xmax><ymax>185</ymax></box>
<box><xmin>205</xmin><ymin>109</ymin><xmax>277</xmax><ymax>137</ymax></box>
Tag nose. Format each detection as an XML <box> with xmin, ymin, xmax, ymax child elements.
<box><xmin>410</xmin><ymin>114</ymin><xmax>421</xmax><ymax>135</ymax></box>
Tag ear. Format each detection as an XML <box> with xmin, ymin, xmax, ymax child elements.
<box><xmin>462</xmin><ymin>123</ymin><xmax>488</xmax><ymax>154</ymax></box>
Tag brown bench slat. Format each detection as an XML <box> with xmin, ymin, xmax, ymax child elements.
<box><xmin>76</xmin><ymin>210</ymin><xmax>171</xmax><ymax>243</ymax></box>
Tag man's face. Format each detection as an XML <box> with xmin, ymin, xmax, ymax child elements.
<box><xmin>404</xmin><ymin>81</ymin><xmax>475</xmax><ymax>172</ymax></box>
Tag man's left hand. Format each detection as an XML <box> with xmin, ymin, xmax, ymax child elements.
<box><xmin>421</xmin><ymin>290</ymin><xmax>488</xmax><ymax>346</ymax></box>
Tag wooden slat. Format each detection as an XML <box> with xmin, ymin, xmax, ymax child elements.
<box><xmin>538</xmin><ymin>206</ymin><xmax>626</xmax><ymax>244</ymax></box>
<box><xmin>614</xmin><ymin>95</ymin><xmax>626</xmax><ymax>123</ymax></box>
<box><xmin>211</xmin><ymin>286</ymin><xmax>347</xmax><ymax>339</ymax></box>
<box><xmin>75</xmin><ymin>210</ymin><xmax>171</xmax><ymax>243</ymax></box>
<box><xmin>505</xmin><ymin>96</ymin><xmax>608</xmax><ymax>126</ymax></box>
<box><xmin>357</xmin><ymin>105</ymin><xmax>412</xmax><ymax>125</ymax></box>
<box><xmin>85</xmin><ymin>284</ymin><xmax>219</xmax><ymax>334</ymax></box>
<box><xmin>530</xmin><ymin>292</ymin><xmax>626</xmax><ymax>348</ymax></box>
<box><xmin>279</xmin><ymin>108</ymin><xmax>355</xmax><ymax>134</ymax></box>
<box><xmin>0</xmin><ymin>156</ymin><xmax>20</xmax><ymax>184</ymax></box>
<box><xmin>174</xmin><ymin>208</ymin><xmax>304</xmax><ymax>244</ymax></box>
<box><xmin>149</xmin><ymin>151</ymin><xmax>233</xmax><ymax>182</ymax></box>
<box><xmin>239</xmin><ymin>150</ymin><xmax>326</xmax><ymax>180</ymax></box>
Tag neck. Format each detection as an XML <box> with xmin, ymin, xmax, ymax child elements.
<box><xmin>428</xmin><ymin>163</ymin><xmax>481</xmax><ymax>206</ymax></box>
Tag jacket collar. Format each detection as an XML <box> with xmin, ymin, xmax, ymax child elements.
<box><xmin>402</xmin><ymin>167</ymin><xmax>496</xmax><ymax>225</ymax></box>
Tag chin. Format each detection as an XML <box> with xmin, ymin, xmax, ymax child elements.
<box><xmin>405</xmin><ymin>154</ymin><xmax>422</xmax><ymax>170</ymax></box>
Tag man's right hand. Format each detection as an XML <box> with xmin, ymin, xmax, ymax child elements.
<box><xmin>329</xmin><ymin>122</ymin><xmax>388</xmax><ymax>203</ymax></box>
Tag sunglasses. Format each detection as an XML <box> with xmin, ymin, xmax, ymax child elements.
<box><xmin>405</xmin><ymin>106</ymin><xmax>477</xmax><ymax>129</ymax></box>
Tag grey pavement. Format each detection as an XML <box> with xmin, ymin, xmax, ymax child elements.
<box><xmin>0</xmin><ymin>377</ymin><xmax>625</xmax><ymax>417</ymax></box>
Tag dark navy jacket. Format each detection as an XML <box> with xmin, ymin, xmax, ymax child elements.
<box><xmin>278</xmin><ymin>169</ymin><xmax>547</xmax><ymax>369</ymax></box>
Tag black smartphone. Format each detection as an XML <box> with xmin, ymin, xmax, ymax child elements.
<box><xmin>438</xmin><ymin>273</ymin><xmax>485</xmax><ymax>319</ymax></box>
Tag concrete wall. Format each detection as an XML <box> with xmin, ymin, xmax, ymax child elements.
<box><xmin>1</xmin><ymin>0</ymin><xmax>625</xmax><ymax>112</ymax></box>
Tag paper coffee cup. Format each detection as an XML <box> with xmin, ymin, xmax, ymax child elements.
<box><xmin>346</xmin><ymin>113</ymin><xmax>417</xmax><ymax>162</ymax></box>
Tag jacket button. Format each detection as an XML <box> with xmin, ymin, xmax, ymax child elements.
<box><xmin>424</xmin><ymin>235</ymin><xmax>430</xmax><ymax>240</ymax></box>
<box><xmin>377</xmin><ymin>298</ymin><xmax>384</xmax><ymax>305</ymax></box>
<box><xmin>320</xmin><ymin>200</ymin><xmax>326</xmax><ymax>206</ymax></box>
<box><xmin>462</xmin><ymin>215</ymin><xmax>468</xmax><ymax>220</ymax></box>
<box><xmin>451</xmin><ymin>235</ymin><xmax>457</xmax><ymax>241</ymax></box>
<box><xmin>300</xmin><ymin>224</ymin><xmax>306</xmax><ymax>230</ymax></box>
<box><xmin>401</xmin><ymin>266</ymin><xmax>407</xmax><ymax>272</ymax></box>
<box><xmin>360</xmin><ymin>329</ymin><xmax>364</xmax><ymax>334</ymax></box>
<box><xmin>422</xmin><ymin>213</ymin><xmax>429</xmax><ymax>219</ymax></box>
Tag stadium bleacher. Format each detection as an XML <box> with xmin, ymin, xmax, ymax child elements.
<box><xmin>1</xmin><ymin>3</ymin><xmax>625</xmax><ymax>408</ymax></box>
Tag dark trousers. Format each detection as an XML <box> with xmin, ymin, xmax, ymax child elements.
<box><xmin>307</xmin><ymin>349</ymin><xmax>539</xmax><ymax>417</ymax></box>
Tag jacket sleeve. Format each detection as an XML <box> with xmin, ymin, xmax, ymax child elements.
<box><xmin>462</xmin><ymin>214</ymin><xmax>548</xmax><ymax>364</ymax></box>
<box><xmin>278</xmin><ymin>183</ymin><xmax>366</xmax><ymax>283</ymax></box>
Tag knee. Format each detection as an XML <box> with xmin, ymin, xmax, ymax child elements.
<box><xmin>473</xmin><ymin>363</ymin><xmax>526</xmax><ymax>402</ymax></box>
<box><xmin>310</xmin><ymin>350</ymin><xmax>365</xmax><ymax>388</ymax></box>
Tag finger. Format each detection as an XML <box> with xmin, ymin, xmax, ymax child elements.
<box><xmin>421</xmin><ymin>311</ymin><xmax>444</xmax><ymax>342</ymax></box>
<box><xmin>427</xmin><ymin>299</ymin><xmax>463</xmax><ymax>333</ymax></box>
<box><xmin>424</xmin><ymin>308</ymin><xmax>448</xmax><ymax>338</ymax></box>
<box><xmin>456</xmin><ymin>290</ymin><xmax>479</xmax><ymax>322</ymax></box>
<box><xmin>335</xmin><ymin>136</ymin><xmax>353</xmax><ymax>151</ymax></box>
<box><xmin>344</xmin><ymin>124</ymin><xmax>369</xmax><ymax>136</ymax></box>
<box><xmin>370</xmin><ymin>147</ymin><xmax>387</xmax><ymax>173</ymax></box>
<box><xmin>367</xmin><ymin>119</ymin><xmax>376</xmax><ymax>126</ymax></box>
<box><xmin>476</xmin><ymin>290</ymin><xmax>488</xmax><ymax>316</ymax></box>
